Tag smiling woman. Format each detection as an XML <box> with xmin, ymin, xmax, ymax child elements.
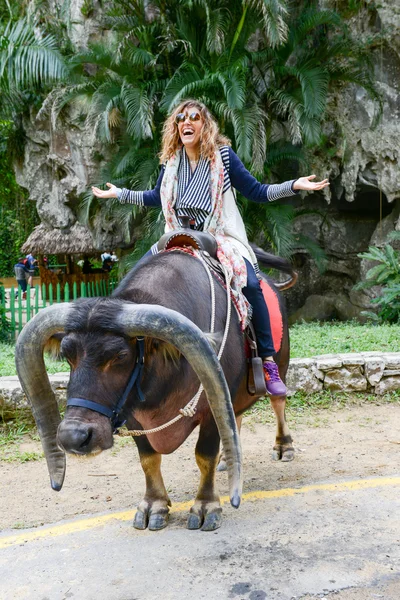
<box><xmin>92</xmin><ymin>99</ymin><xmax>329</xmax><ymax>395</ymax></box>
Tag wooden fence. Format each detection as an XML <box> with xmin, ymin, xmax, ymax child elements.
<box><xmin>1</xmin><ymin>280</ymin><xmax>118</xmax><ymax>339</ymax></box>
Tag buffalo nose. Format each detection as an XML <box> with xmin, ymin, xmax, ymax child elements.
<box><xmin>57</xmin><ymin>422</ymin><xmax>93</xmax><ymax>453</ymax></box>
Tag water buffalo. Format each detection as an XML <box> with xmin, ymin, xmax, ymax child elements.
<box><xmin>15</xmin><ymin>249</ymin><xmax>295</xmax><ymax>531</ymax></box>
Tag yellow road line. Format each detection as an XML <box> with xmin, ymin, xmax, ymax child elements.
<box><xmin>1</xmin><ymin>476</ymin><xmax>399</xmax><ymax>550</ymax></box>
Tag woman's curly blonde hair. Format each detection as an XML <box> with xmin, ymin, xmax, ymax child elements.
<box><xmin>159</xmin><ymin>99</ymin><xmax>231</xmax><ymax>163</ymax></box>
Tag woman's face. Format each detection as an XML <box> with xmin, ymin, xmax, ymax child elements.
<box><xmin>176</xmin><ymin>106</ymin><xmax>204</xmax><ymax>152</ymax></box>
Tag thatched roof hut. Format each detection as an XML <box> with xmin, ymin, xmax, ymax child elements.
<box><xmin>21</xmin><ymin>222</ymin><xmax>98</xmax><ymax>255</ymax></box>
<box><xmin>21</xmin><ymin>222</ymin><xmax>111</xmax><ymax>293</ymax></box>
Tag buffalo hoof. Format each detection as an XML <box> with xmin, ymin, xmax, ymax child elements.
<box><xmin>133</xmin><ymin>499</ymin><xmax>170</xmax><ymax>531</ymax></box>
<box><xmin>187</xmin><ymin>501</ymin><xmax>222</xmax><ymax>531</ymax></box>
<box><xmin>272</xmin><ymin>446</ymin><xmax>295</xmax><ymax>462</ymax></box>
<box><xmin>148</xmin><ymin>512</ymin><xmax>169</xmax><ymax>531</ymax></box>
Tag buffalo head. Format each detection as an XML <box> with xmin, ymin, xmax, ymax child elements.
<box><xmin>15</xmin><ymin>298</ymin><xmax>242</xmax><ymax>508</ymax></box>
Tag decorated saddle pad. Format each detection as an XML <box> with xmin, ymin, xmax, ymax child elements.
<box><xmin>259</xmin><ymin>279</ymin><xmax>284</xmax><ymax>353</ymax></box>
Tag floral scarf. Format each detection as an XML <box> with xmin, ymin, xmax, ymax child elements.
<box><xmin>160</xmin><ymin>148</ymin><xmax>249</xmax><ymax>328</ymax></box>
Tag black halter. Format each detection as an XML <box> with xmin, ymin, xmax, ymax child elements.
<box><xmin>66</xmin><ymin>337</ymin><xmax>145</xmax><ymax>432</ymax></box>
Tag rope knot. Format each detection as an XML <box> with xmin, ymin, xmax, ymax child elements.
<box><xmin>179</xmin><ymin>406</ymin><xmax>197</xmax><ymax>418</ymax></box>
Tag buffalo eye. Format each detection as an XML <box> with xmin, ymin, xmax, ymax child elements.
<box><xmin>113</xmin><ymin>351</ymin><xmax>129</xmax><ymax>363</ymax></box>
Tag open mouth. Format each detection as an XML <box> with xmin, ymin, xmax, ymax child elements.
<box><xmin>183</xmin><ymin>128</ymin><xmax>194</xmax><ymax>136</ymax></box>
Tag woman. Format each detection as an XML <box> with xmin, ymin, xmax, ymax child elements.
<box><xmin>92</xmin><ymin>99</ymin><xmax>329</xmax><ymax>396</ymax></box>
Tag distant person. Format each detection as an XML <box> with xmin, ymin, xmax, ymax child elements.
<box><xmin>101</xmin><ymin>250</ymin><xmax>113</xmax><ymax>271</ymax></box>
<box><xmin>25</xmin><ymin>253</ymin><xmax>37</xmax><ymax>286</ymax></box>
<box><xmin>101</xmin><ymin>250</ymin><xmax>111</xmax><ymax>263</ymax></box>
<box><xmin>82</xmin><ymin>256</ymin><xmax>93</xmax><ymax>274</ymax></box>
<box><xmin>25</xmin><ymin>253</ymin><xmax>37</xmax><ymax>269</ymax></box>
<box><xmin>110</xmin><ymin>250</ymin><xmax>118</xmax><ymax>262</ymax></box>
<box><xmin>102</xmin><ymin>258</ymin><xmax>113</xmax><ymax>272</ymax></box>
<box><xmin>14</xmin><ymin>258</ymin><xmax>30</xmax><ymax>299</ymax></box>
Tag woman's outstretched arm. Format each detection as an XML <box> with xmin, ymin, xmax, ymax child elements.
<box><xmin>91</xmin><ymin>167</ymin><xmax>165</xmax><ymax>207</ymax></box>
<box><xmin>227</xmin><ymin>147</ymin><xmax>329</xmax><ymax>202</ymax></box>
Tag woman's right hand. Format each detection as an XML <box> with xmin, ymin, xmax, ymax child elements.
<box><xmin>91</xmin><ymin>183</ymin><xmax>118</xmax><ymax>199</ymax></box>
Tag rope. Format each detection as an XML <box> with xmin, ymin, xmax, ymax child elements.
<box><xmin>120</xmin><ymin>254</ymin><xmax>231</xmax><ymax>437</ymax></box>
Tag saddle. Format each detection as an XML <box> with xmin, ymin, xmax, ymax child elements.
<box><xmin>159</xmin><ymin>217</ymin><xmax>283</xmax><ymax>398</ymax></box>
<box><xmin>157</xmin><ymin>216</ymin><xmax>218</xmax><ymax>257</ymax></box>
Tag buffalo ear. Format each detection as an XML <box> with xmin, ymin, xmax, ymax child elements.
<box><xmin>43</xmin><ymin>332</ymin><xmax>66</xmax><ymax>360</ymax></box>
<box><xmin>145</xmin><ymin>338</ymin><xmax>181</xmax><ymax>365</ymax></box>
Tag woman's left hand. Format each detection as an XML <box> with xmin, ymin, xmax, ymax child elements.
<box><xmin>293</xmin><ymin>175</ymin><xmax>329</xmax><ymax>191</ymax></box>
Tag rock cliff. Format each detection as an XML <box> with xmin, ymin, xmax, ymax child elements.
<box><xmin>285</xmin><ymin>0</ymin><xmax>400</xmax><ymax>319</ymax></box>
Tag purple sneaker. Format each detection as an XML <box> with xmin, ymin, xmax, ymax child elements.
<box><xmin>263</xmin><ymin>361</ymin><xmax>287</xmax><ymax>396</ymax></box>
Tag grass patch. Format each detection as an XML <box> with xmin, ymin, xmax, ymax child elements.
<box><xmin>0</xmin><ymin>407</ymin><xmax>42</xmax><ymax>463</ymax></box>
<box><xmin>1</xmin><ymin>451</ymin><xmax>43</xmax><ymax>463</ymax></box>
<box><xmin>0</xmin><ymin>342</ymin><xmax>70</xmax><ymax>377</ymax></box>
<box><xmin>290</xmin><ymin>321</ymin><xmax>400</xmax><ymax>358</ymax></box>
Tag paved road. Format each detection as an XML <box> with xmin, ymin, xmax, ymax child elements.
<box><xmin>1</xmin><ymin>476</ymin><xmax>399</xmax><ymax>600</ymax></box>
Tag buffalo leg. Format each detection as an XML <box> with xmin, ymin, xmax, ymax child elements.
<box><xmin>188</xmin><ymin>421</ymin><xmax>222</xmax><ymax>531</ymax></box>
<box><xmin>270</xmin><ymin>394</ymin><xmax>294</xmax><ymax>461</ymax></box>
<box><xmin>133</xmin><ymin>436</ymin><xmax>171</xmax><ymax>531</ymax></box>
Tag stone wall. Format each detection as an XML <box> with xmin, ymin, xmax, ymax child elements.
<box><xmin>286</xmin><ymin>352</ymin><xmax>400</xmax><ymax>396</ymax></box>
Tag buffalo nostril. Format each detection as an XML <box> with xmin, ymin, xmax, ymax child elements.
<box><xmin>79</xmin><ymin>428</ymin><xmax>93</xmax><ymax>449</ymax></box>
<box><xmin>58</xmin><ymin>424</ymin><xmax>93</xmax><ymax>453</ymax></box>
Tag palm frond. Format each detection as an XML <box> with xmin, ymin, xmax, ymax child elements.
<box><xmin>120</xmin><ymin>84</ymin><xmax>153</xmax><ymax>140</ymax></box>
<box><xmin>246</xmin><ymin>0</ymin><xmax>289</xmax><ymax>47</ymax></box>
<box><xmin>161</xmin><ymin>64</ymin><xmax>220</xmax><ymax>111</ymax></box>
<box><xmin>0</xmin><ymin>18</ymin><xmax>66</xmax><ymax>90</ymax></box>
<box><xmin>123</xmin><ymin>43</ymin><xmax>155</xmax><ymax>67</ymax></box>
<box><xmin>290</xmin><ymin>8</ymin><xmax>341</xmax><ymax>47</ymax></box>
<box><xmin>295</xmin><ymin>233</ymin><xmax>327</xmax><ymax>272</ymax></box>
<box><xmin>205</xmin><ymin>6</ymin><xmax>230</xmax><ymax>55</ymax></box>
<box><xmin>231</xmin><ymin>104</ymin><xmax>267</xmax><ymax>164</ymax></box>
<box><xmin>217</xmin><ymin>69</ymin><xmax>247</xmax><ymax>110</ymax></box>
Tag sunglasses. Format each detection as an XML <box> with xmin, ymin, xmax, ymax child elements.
<box><xmin>175</xmin><ymin>111</ymin><xmax>201</xmax><ymax>124</ymax></box>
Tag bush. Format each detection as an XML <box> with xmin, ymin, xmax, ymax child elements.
<box><xmin>356</xmin><ymin>233</ymin><xmax>400</xmax><ymax>324</ymax></box>
<box><xmin>0</xmin><ymin>121</ymin><xmax>39</xmax><ymax>277</ymax></box>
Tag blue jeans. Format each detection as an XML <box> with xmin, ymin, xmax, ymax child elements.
<box><xmin>242</xmin><ymin>258</ymin><xmax>275</xmax><ymax>357</ymax></box>
<box><xmin>16</xmin><ymin>279</ymin><xmax>27</xmax><ymax>293</ymax></box>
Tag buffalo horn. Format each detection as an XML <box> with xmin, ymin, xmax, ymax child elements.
<box><xmin>118</xmin><ymin>304</ymin><xmax>243</xmax><ymax>509</ymax></box>
<box><xmin>15</xmin><ymin>303</ymin><xmax>73</xmax><ymax>491</ymax></box>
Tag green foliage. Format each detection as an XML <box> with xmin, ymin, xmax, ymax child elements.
<box><xmin>0</xmin><ymin>121</ymin><xmax>39</xmax><ymax>277</ymax></box>
<box><xmin>81</xmin><ymin>0</ymin><xmax>94</xmax><ymax>18</ymax></box>
<box><xmin>356</xmin><ymin>240</ymin><xmax>400</xmax><ymax>323</ymax></box>
<box><xmin>0</xmin><ymin>17</ymin><xmax>66</xmax><ymax>89</ymax></box>
<box><xmin>0</xmin><ymin>16</ymin><xmax>57</xmax><ymax>278</ymax></box>
<box><xmin>0</xmin><ymin>17</ymin><xmax>67</xmax><ymax>128</ymax></box>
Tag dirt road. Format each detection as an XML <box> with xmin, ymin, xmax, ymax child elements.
<box><xmin>0</xmin><ymin>402</ymin><xmax>399</xmax><ymax>599</ymax></box>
